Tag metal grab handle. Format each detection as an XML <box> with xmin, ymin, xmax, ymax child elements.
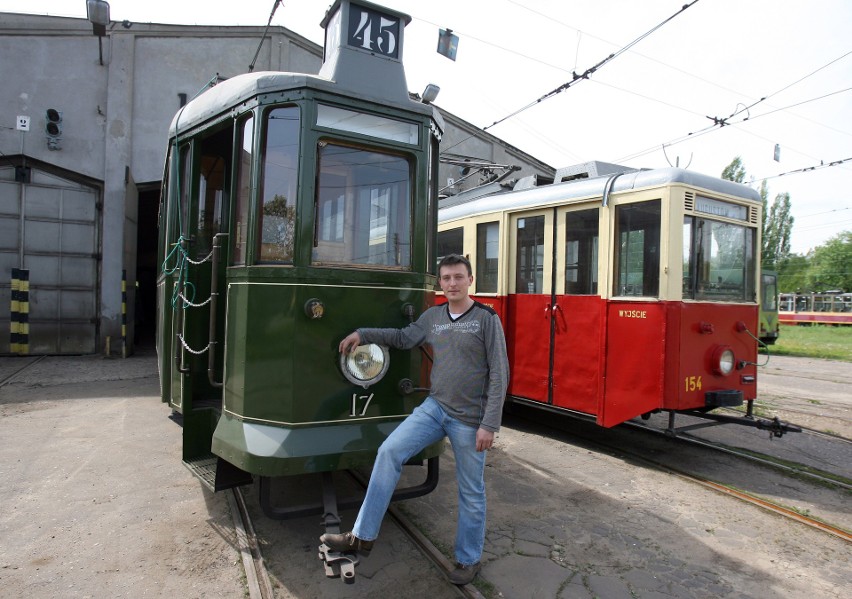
<box><xmin>207</xmin><ymin>233</ymin><xmax>229</xmax><ymax>388</ymax></box>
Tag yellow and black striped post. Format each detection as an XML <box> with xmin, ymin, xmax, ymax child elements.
<box><xmin>121</xmin><ymin>269</ymin><xmax>127</xmax><ymax>359</ymax></box>
<box><xmin>10</xmin><ymin>268</ymin><xmax>30</xmax><ymax>355</ymax></box>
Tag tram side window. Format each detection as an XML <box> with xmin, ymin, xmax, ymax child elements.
<box><xmin>231</xmin><ymin>115</ymin><xmax>254</xmax><ymax>266</ymax></box>
<box><xmin>683</xmin><ymin>215</ymin><xmax>755</xmax><ymax>301</ymax></box>
<box><xmin>258</xmin><ymin>106</ymin><xmax>300</xmax><ymax>263</ymax></box>
<box><xmin>564</xmin><ymin>208</ymin><xmax>599</xmax><ymax>295</ymax></box>
<box><xmin>516</xmin><ymin>215</ymin><xmax>545</xmax><ymax>294</ymax></box>
<box><xmin>177</xmin><ymin>145</ymin><xmax>191</xmax><ymax>243</ymax></box>
<box><xmin>313</xmin><ymin>143</ymin><xmax>412</xmax><ymax>269</ymax></box>
<box><xmin>437</xmin><ymin>227</ymin><xmax>464</xmax><ymax>266</ymax></box>
<box><xmin>476</xmin><ymin>222</ymin><xmax>499</xmax><ymax>293</ymax></box>
<box><xmin>614</xmin><ymin>201</ymin><xmax>660</xmax><ymax>297</ymax></box>
<box><xmin>195</xmin><ymin>127</ymin><xmax>232</xmax><ymax>258</ymax></box>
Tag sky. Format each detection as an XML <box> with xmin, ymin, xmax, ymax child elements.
<box><xmin>3</xmin><ymin>0</ymin><xmax>850</xmax><ymax>255</ymax></box>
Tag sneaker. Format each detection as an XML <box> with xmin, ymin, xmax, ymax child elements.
<box><xmin>448</xmin><ymin>562</ymin><xmax>481</xmax><ymax>585</ymax></box>
<box><xmin>319</xmin><ymin>531</ymin><xmax>374</xmax><ymax>556</ymax></box>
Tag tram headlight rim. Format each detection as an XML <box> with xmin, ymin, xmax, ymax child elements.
<box><xmin>339</xmin><ymin>343</ymin><xmax>391</xmax><ymax>388</ymax></box>
<box><xmin>712</xmin><ymin>345</ymin><xmax>735</xmax><ymax>376</ymax></box>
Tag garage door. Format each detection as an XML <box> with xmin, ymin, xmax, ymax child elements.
<box><xmin>1</xmin><ymin>166</ymin><xmax>100</xmax><ymax>354</ymax></box>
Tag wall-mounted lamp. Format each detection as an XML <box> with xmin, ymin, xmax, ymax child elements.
<box><xmin>421</xmin><ymin>84</ymin><xmax>440</xmax><ymax>104</ymax></box>
<box><xmin>86</xmin><ymin>0</ymin><xmax>110</xmax><ymax>65</ymax></box>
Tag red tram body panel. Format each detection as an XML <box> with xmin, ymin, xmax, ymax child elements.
<box><xmin>439</xmin><ymin>164</ymin><xmax>765</xmax><ymax>431</ymax></box>
<box><xmin>473</xmin><ymin>294</ymin><xmax>758</xmax><ymax>427</ymax></box>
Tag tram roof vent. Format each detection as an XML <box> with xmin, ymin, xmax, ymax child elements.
<box><xmin>553</xmin><ymin>161</ymin><xmax>635</xmax><ymax>183</ymax></box>
<box><xmin>512</xmin><ymin>175</ymin><xmax>540</xmax><ymax>190</ymax></box>
<box><xmin>319</xmin><ymin>0</ymin><xmax>413</xmax><ymax>105</ymax></box>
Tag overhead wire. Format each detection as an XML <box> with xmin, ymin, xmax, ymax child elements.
<box><xmin>614</xmin><ymin>84</ymin><xmax>852</xmax><ymax>164</ymax></box>
<box><xmin>413</xmin><ymin>2</ymin><xmax>850</xmax><ymax>172</ymax></box>
<box><xmin>438</xmin><ymin>0</ymin><xmax>702</xmax><ymax>155</ymax></box>
<box><xmin>480</xmin><ymin>0</ymin><xmax>702</xmax><ymax>133</ymax></box>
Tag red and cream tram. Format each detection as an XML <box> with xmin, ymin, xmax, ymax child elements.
<box><xmin>438</xmin><ymin>163</ymin><xmax>794</xmax><ymax>434</ymax></box>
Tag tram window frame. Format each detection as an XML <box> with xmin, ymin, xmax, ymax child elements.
<box><xmin>682</xmin><ymin>214</ymin><xmax>756</xmax><ymax>302</ymax></box>
<box><xmin>311</xmin><ymin>141</ymin><xmax>414</xmax><ymax>270</ymax></box>
<box><xmin>231</xmin><ymin>114</ymin><xmax>254</xmax><ymax>266</ymax></box>
<box><xmin>436</xmin><ymin>226</ymin><xmax>464</xmax><ymax>266</ymax></box>
<box><xmin>160</xmin><ymin>145</ymin><xmax>175</xmax><ymax>261</ymax></box>
<box><xmin>613</xmin><ymin>200</ymin><xmax>660</xmax><ymax>298</ymax></box>
<box><xmin>194</xmin><ymin>127</ymin><xmax>232</xmax><ymax>259</ymax></box>
<box><xmin>476</xmin><ymin>221</ymin><xmax>499</xmax><ymax>294</ymax></box>
<box><xmin>257</xmin><ymin>105</ymin><xmax>301</xmax><ymax>264</ymax></box>
<box><xmin>515</xmin><ymin>215</ymin><xmax>545</xmax><ymax>295</ymax></box>
<box><xmin>564</xmin><ymin>208</ymin><xmax>599</xmax><ymax>295</ymax></box>
<box><xmin>426</xmin><ymin>134</ymin><xmax>440</xmax><ymax>275</ymax></box>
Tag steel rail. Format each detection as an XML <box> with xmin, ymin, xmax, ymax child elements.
<box><xmin>0</xmin><ymin>355</ymin><xmax>46</xmax><ymax>388</ymax></box>
<box><xmin>661</xmin><ymin>465</ymin><xmax>852</xmax><ymax>543</ymax></box>
<box><xmin>228</xmin><ymin>487</ymin><xmax>275</xmax><ymax>599</ymax></box>
<box><xmin>348</xmin><ymin>469</ymin><xmax>485</xmax><ymax>599</ymax></box>
<box><xmin>626</xmin><ymin>419</ymin><xmax>852</xmax><ymax>492</ymax></box>
<box><xmin>509</xmin><ymin>405</ymin><xmax>851</xmax><ymax>545</ymax></box>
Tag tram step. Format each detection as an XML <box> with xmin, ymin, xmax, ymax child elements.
<box><xmin>183</xmin><ymin>454</ymin><xmax>253</xmax><ymax>492</ymax></box>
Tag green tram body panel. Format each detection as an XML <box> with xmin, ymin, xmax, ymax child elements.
<box><xmin>155</xmin><ymin>1</ymin><xmax>447</xmax><ymax>485</ymax></box>
<box><xmin>210</xmin><ymin>271</ymin><xmax>442</xmax><ymax>477</ymax></box>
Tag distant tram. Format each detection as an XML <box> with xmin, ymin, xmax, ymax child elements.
<box><xmin>759</xmin><ymin>270</ymin><xmax>779</xmax><ymax>344</ymax></box>
<box><xmin>438</xmin><ymin>164</ymin><xmax>796</xmax><ymax>435</ymax></box>
<box><xmin>156</xmin><ymin>0</ymin><xmax>444</xmax><ymax>533</ymax></box>
<box><xmin>779</xmin><ymin>291</ymin><xmax>852</xmax><ymax>325</ymax></box>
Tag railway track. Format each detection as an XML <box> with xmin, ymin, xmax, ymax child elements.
<box><xmin>0</xmin><ymin>355</ymin><xmax>45</xmax><ymax>387</ymax></box>
<box><xmin>508</xmin><ymin>403</ymin><xmax>852</xmax><ymax>545</ymax></box>
<box><xmin>229</xmin><ymin>472</ymin><xmax>486</xmax><ymax>599</ymax></box>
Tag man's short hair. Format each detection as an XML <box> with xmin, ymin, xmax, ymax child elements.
<box><xmin>438</xmin><ymin>254</ymin><xmax>472</xmax><ymax>277</ymax></box>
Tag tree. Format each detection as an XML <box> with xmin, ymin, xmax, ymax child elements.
<box><xmin>261</xmin><ymin>194</ymin><xmax>296</xmax><ymax>260</ymax></box>
<box><xmin>720</xmin><ymin>157</ymin><xmax>793</xmax><ymax>269</ymax></box>
<box><xmin>777</xmin><ymin>253</ymin><xmax>809</xmax><ymax>292</ymax></box>
<box><xmin>763</xmin><ymin>192</ymin><xmax>794</xmax><ymax>268</ymax></box>
<box><xmin>721</xmin><ymin>156</ymin><xmax>746</xmax><ymax>183</ymax></box>
<box><xmin>806</xmin><ymin>231</ymin><xmax>852</xmax><ymax>292</ymax></box>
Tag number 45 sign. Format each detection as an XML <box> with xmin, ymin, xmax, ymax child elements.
<box><xmin>16</xmin><ymin>116</ymin><xmax>30</xmax><ymax>132</ymax></box>
<box><xmin>348</xmin><ymin>5</ymin><xmax>400</xmax><ymax>59</ymax></box>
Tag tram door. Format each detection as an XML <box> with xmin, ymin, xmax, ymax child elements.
<box><xmin>506</xmin><ymin>206</ymin><xmax>603</xmax><ymax>414</ymax></box>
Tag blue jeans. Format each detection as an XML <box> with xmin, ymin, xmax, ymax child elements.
<box><xmin>353</xmin><ymin>396</ymin><xmax>487</xmax><ymax>566</ymax></box>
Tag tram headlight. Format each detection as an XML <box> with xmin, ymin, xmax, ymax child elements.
<box><xmin>712</xmin><ymin>346</ymin><xmax>735</xmax><ymax>376</ymax></box>
<box><xmin>340</xmin><ymin>344</ymin><xmax>390</xmax><ymax>388</ymax></box>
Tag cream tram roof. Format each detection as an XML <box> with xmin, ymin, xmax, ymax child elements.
<box><xmin>439</xmin><ymin>167</ymin><xmax>762</xmax><ymax>223</ymax></box>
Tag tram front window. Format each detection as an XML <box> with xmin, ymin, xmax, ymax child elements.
<box><xmin>313</xmin><ymin>143</ymin><xmax>412</xmax><ymax>268</ymax></box>
<box><xmin>258</xmin><ymin>106</ymin><xmax>300</xmax><ymax>263</ymax></box>
<box><xmin>683</xmin><ymin>216</ymin><xmax>755</xmax><ymax>301</ymax></box>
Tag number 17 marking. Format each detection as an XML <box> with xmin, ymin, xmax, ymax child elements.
<box><xmin>350</xmin><ymin>393</ymin><xmax>374</xmax><ymax>417</ymax></box>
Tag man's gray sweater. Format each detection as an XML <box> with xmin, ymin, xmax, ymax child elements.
<box><xmin>358</xmin><ymin>301</ymin><xmax>509</xmax><ymax>432</ymax></box>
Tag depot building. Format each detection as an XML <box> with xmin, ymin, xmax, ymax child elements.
<box><xmin>0</xmin><ymin>4</ymin><xmax>553</xmax><ymax>355</ymax></box>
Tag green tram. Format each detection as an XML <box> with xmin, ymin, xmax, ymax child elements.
<box><xmin>156</xmin><ymin>0</ymin><xmax>443</xmax><ymax>524</ymax></box>
<box><xmin>759</xmin><ymin>270</ymin><xmax>779</xmax><ymax>345</ymax></box>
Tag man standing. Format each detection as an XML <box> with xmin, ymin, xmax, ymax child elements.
<box><xmin>321</xmin><ymin>254</ymin><xmax>509</xmax><ymax>585</ymax></box>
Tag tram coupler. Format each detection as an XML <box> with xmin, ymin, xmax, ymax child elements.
<box><xmin>317</xmin><ymin>471</ymin><xmax>358</xmax><ymax>584</ymax></box>
<box><xmin>666</xmin><ymin>410</ymin><xmax>803</xmax><ymax>438</ymax></box>
<box><xmin>755</xmin><ymin>415</ymin><xmax>803</xmax><ymax>439</ymax></box>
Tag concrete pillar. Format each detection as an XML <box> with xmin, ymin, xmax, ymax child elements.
<box><xmin>100</xmin><ymin>31</ymin><xmax>135</xmax><ymax>345</ymax></box>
